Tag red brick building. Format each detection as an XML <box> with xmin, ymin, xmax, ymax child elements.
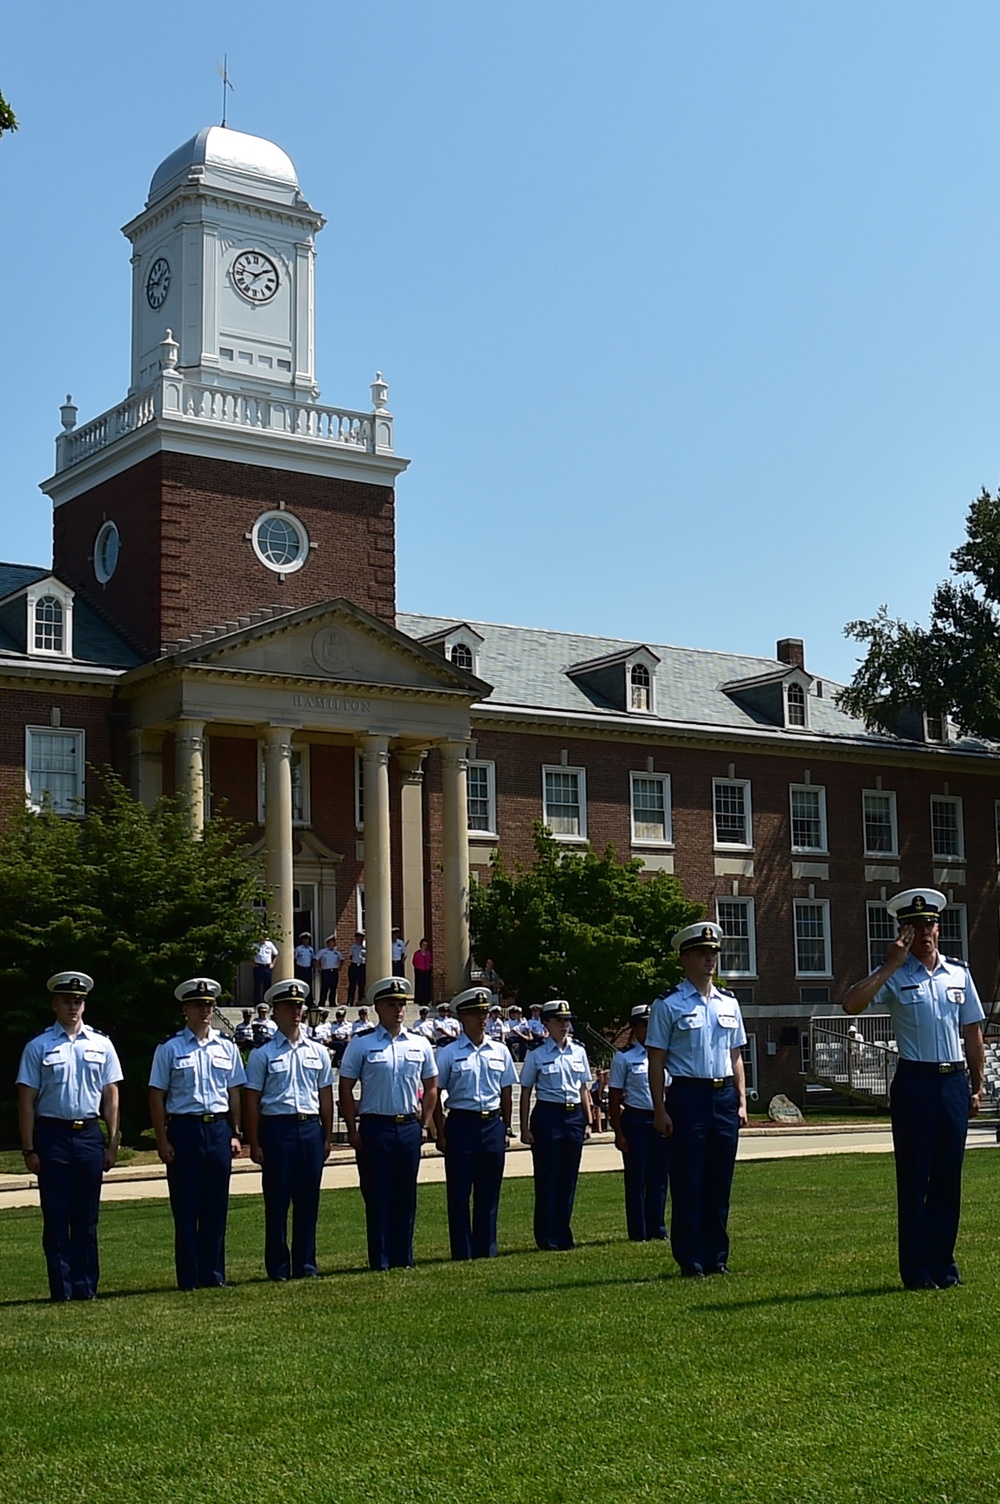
<box><xmin>4</xmin><ymin>124</ymin><xmax>998</xmax><ymax>1101</ymax></box>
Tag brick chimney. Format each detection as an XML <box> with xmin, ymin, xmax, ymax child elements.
<box><xmin>776</xmin><ymin>638</ymin><xmax>805</xmax><ymax>669</ymax></box>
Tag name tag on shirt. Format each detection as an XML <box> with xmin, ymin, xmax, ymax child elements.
<box><xmin>717</xmin><ymin>1013</ymin><xmax>738</xmax><ymax>1029</ymax></box>
<box><xmin>305</xmin><ymin>1052</ymin><xmax>324</xmax><ymax>1068</ymax></box>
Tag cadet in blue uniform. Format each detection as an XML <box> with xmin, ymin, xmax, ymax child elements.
<box><xmin>519</xmin><ymin>1000</ymin><xmax>593</xmax><ymax>1251</ymax></box>
<box><xmin>244</xmin><ymin>978</ymin><xmax>334</xmax><ymax>1281</ymax></box>
<box><xmin>842</xmin><ymin>887</ymin><xmax>985</xmax><ymax>1290</ymax></box>
<box><xmin>338</xmin><ymin>976</ymin><xmax>438</xmax><ymax>1270</ymax></box>
<box><xmin>434</xmin><ymin>985</ymin><xmax>518</xmax><ymax>1260</ymax></box>
<box><xmin>609</xmin><ymin>1003</ymin><xmax>669</xmax><ymax>1242</ymax></box>
<box><xmin>648</xmin><ymin>922</ymin><xmax>748</xmax><ymax>1277</ymax></box>
<box><xmin>16</xmin><ymin>971</ymin><xmax>123</xmax><ymax>1302</ymax></box>
<box><xmin>148</xmin><ymin>977</ymin><xmax>246</xmax><ymax>1290</ymax></box>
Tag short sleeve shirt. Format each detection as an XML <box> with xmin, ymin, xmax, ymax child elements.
<box><xmin>17</xmin><ymin>1021</ymin><xmax>123</xmax><ymax>1118</ymax></box>
<box><xmin>245</xmin><ymin>1031</ymin><xmax>333</xmax><ymax>1113</ymax></box>
<box><xmin>148</xmin><ymin>1027</ymin><xmax>246</xmax><ymax>1113</ymax></box>
<box><xmin>873</xmin><ymin>953</ymin><xmax>984</xmax><ymax>1062</ymax></box>
<box><xmin>646</xmin><ymin>980</ymin><xmax>747</xmax><ymax>1079</ymax></box>
<box><xmin>520</xmin><ymin>1037</ymin><xmax>591</xmax><ymax>1103</ymax></box>
<box><xmin>437</xmin><ymin>1034</ymin><xmax>517</xmax><ymax>1111</ymax></box>
<box><xmin>339</xmin><ymin>1024</ymin><xmax>437</xmax><ymax>1116</ymax></box>
<box><xmin>609</xmin><ymin>1040</ymin><xmax>665</xmax><ymax>1109</ymax></box>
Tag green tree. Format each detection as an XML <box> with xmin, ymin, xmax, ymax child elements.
<box><xmin>838</xmin><ymin>485</ymin><xmax>1000</xmax><ymax>738</ymax></box>
<box><xmin>0</xmin><ymin>772</ymin><xmax>269</xmax><ymax>1138</ymax></box>
<box><xmin>469</xmin><ymin>823</ymin><xmax>703</xmax><ymax>1031</ymax></box>
<box><xmin>0</xmin><ymin>89</ymin><xmax>18</xmax><ymax>138</ymax></box>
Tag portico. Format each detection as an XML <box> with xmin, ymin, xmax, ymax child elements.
<box><xmin>119</xmin><ymin>598</ymin><xmax>487</xmax><ymax>997</ymax></box>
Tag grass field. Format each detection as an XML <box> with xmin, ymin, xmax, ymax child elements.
<box><xmin>2</xmin><ymin>1153</ymin><xmax>998</xmax><ymax>1504</ymax></box>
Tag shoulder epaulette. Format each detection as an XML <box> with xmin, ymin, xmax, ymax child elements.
<box><xmin>718</xmin><ymin>986</ymin><xmax>737</xmax><ymax>998</ymax></box>
<box><xmin>943</xmin><ymin>955</ymin><xmax>969</xmax><ymax>969</ymax></box>
<box><xmin>655</xmin><ymin>985</ymin><xmax>679</xmax><ymax>1001</ymax></box>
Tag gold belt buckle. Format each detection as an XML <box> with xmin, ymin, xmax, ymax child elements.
<box><xmin>481</xmin><ymin>1110</ymin><xmax>491</xmax><ymax>1119</ymax></box>
<box><xmin>939</xmin><ymin>1063</ymin><xmax>957</xmax><ymax>1074</ymax></box>
<box><xmin>394</xmin><ymin>1115</ymin><xmax>406</xmax><ymax>1123</ymax></box>
<box><xmin>201</xmin><ymin>1113</ymin><xmax>215</xmax><ymax>1123</ymax></box>
<box><xmin>712</xmin><ymin>1078</ymin><xmax>725</xmax><ymax>1089</ymax></box>
<box><xmin>71</xmin><ymin>1119</ymin><xmax>85</xmax><ymax>1130</ymax></box>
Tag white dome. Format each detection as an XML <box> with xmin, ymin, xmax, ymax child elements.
<box><xmin>148</xmin><ymin>126</ymin><xmax>302</xmax><ymax>207</ymax></box>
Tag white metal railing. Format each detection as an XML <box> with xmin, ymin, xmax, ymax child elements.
<box><xmin>55</xmin><ymin>363</ymin><xmax>394</xmax><ymax>472</ymax></box>
<box><xmin>809</xmin><ymin>1015</ymin><xmax>899</xmax><ymax>1101</ymax></box>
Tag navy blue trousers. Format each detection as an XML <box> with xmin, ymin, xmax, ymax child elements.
<box><xmin>319</xmin><ymin>970</ymin><xmax>340</xmax><ymax>1005</ymax></box>
<box><xmin>620</xmin><ymin>1106</ymin><xmax>669</xmax><ymax>1242</ymax></box>
<box><xmin>358</xmin><ymin>1116</ymin><xmax>422</xmax><ymax>1269</ymax></box>
<box><xmin>530</xmin><ymin>1103</ymin><xmax>585</xmax><ymax>1251</ymax></box>
<box><xmin>165</xmin><ymin>1117</ymin><xmax>233</xmax><ymax>1289</ymax></box>
<box><xmin>35</xmin><ymin>1118</ymin><xmax>105</xmax><ymax>1301</ymax></box>
<box><xmin>259</xmin><ymin>1116</ymin><xmax>325</xmax><ymax>1280</ymax></box>
<box><xmin>890</xmin><ymin>1063</ymin><xmax>970</xmax><ymax>1288</ymax></box>
<box><xmin>444</xmin><ymin>1112</ymin><xmax>507</xmax><ymax>1260</ymax></box>
<box><xmin>666</xmin><ymin>1079</ymin><xmax>739</xmax><ymax>1274</ymax></box>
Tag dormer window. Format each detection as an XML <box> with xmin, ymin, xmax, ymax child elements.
<box><xmin>786</xmin><ymin>682</ymin><xmax>806</xmax><ymax>727</ymax></box>
<box><xmin>924</xmin><ymin>712</ymin><xmax>947</xmax><ymax>743</ymax></box>
<box><xmin>34</xmin><ymin>596</ymin><xmax>64</xmax><ymax>654</ymax></box>
<box><xmin>630</xmin><ymin>663</ymin><xmax>651</xmax><ymax>712</ymax></box>
<box><xmin>418</xmin><ymin>623</ymin><xmax>484</xmax><ymax>678</ymax></box>
<box><xmin>450</xmin><ymin>642</ymin><xmax>474</xmax><ymax>672</ymax></box>
<box><xmin>26</xmin><ymin>580</ymin><xmax>74</xmax><ymax>660</ymax></box>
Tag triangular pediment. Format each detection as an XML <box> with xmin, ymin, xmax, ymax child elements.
<box><xmin>146</xmin><ymin>598</ymin><xmax>491</xmax><ymax>696</ymax></box>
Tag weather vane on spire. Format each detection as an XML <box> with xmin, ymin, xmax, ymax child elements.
<box><xmin>216</xmin><ymin>56</ymin><xmax>234</xmax><ymax>128</ymax></box>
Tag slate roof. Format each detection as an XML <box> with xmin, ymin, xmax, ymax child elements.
<box><xmin>397</xmin><ymin>611</ymin><xmax>992</xmax><ymax>755</ymax></box>
<box><xmin>0</xmin><ymin>562</ymin><xmax>143</xmax><ymax>669</ymax></box>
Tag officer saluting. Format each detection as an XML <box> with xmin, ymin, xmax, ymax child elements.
<box><xmin>608</xmin><ymin>1003</ymin><xmax>669</xmax><ymax>1242</ymax></box>
<box><xmin>434</xmin><ymin>986</ymin><xmax>518</xmax><ymax>1260</ymax></box>
<box><xmin>148</xmin><ymin>978</ymin><xmax>246</xmax><ymax>1290</ymax></box>
<box><xmin>244</xmin><ymin>978</ymin><xmax>334</xmax><ymax>1281</ymax></box>
<box><xmin>519</xmin><ymin>999</ymin><xmax>593</xmax><ymax>1251</ymax></box>
<box><xmin>16</xmin><ymin>972</ymin><xmax>123</xmax><ymax>1302</ymax></box>
<box><xmin>842</xmin><ymin>887</ymin><xmax>985</xmax><ymax>1290</ymax></box>
<box><xmin>338</xmin><ymin>976</ymin><xmax>438</xmax><ymax>1270</ymax></box>
<box><xmin>647</xmin><ymin>922</ymin><xmax>748</xmax><ymax>1277</ymax></box>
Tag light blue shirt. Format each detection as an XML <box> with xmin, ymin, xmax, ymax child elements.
<box><xmin>245</xmin><ymin>1031</ymin><xmax>334</xmax><ymax>1114</ymax></box>
<box><xmin>148</xmin><ymin>1027</ymin><xmax>246</xmax><ymax>1113</ymax></box>
<box><xmin>339</xmin><ymin>1024</ymin><xmax>437</xmax><ymax>1116</ymax></box>
<box><xmin>520</xmin><ymin>1036</ymin><xmax>591</xmax><ymax>1104</ymax></box>
<box><xmin>646</xmin><ymin>979</ymin><xmax>747</xmax><ymax>1079</ymax></box>
<box><xmin>873</xmin><ymin>953</ymin><xmax>984</xmax><ymax>1062</ymax></box>
<box><xmin>437</xmin><ymin>1034</ymin><xmax>517</xmax><ymax>1111</ymax></box>
<box><xmin>609</xmin><ymin>1040</ymin><xmax>665</xmax><ymax>1109</ymax></box>
<box><xmin>17</xmin><ymin>1021</ymin><xmax>123</xmax><ymax>1119</ymax></box>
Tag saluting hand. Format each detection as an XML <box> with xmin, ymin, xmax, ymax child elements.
<box><xmin>887</xmin><ymin>926</ymin><xmax>915</xmax><ymax>969</ymax></box>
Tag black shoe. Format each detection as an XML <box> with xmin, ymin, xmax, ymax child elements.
<box><xmin>680</xmin><ymin>1266</ymin><xmax>706</xmax><ymax>1279</ymax></box>
<box><xmin>711</xmin><ymin>1265</ymin><xmax>731</xmax><ymax>1275</ymax></box>
<box><xmin>903</xmin><ymin>1280</ymin><xmax>939</xmax><ymax>1290</ymax></box>
<box><xmin>937</xmin><ymin>1275</ymin><xmax>963</xmax><ymax>1288</ymax></box>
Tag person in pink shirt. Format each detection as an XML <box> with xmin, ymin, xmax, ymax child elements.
<box><xmin>412</xmin><ymin>937</ymin><xmax>434</xmax><ymax>1008</ymax></box>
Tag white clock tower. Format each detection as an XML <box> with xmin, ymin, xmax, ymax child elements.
<box><xmin>122</xmin><ymin>126</ymin><xmax>325</xmax><ymax>399</ymax></box>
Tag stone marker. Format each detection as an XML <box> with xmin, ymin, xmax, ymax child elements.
<box><xmin>768</xmin><ymin>1093</ymin><xmax>806</xmax><ymax>1126</ymax></box>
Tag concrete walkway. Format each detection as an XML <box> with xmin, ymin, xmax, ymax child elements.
<box><xmin>2</xmin><ymin>1122</ymin><xmax>995</xmax><ymax>1212</ymax></box>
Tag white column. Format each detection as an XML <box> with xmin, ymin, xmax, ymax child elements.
<box><xmin>174</xmin><ymin>719</ymin><xmax>205</xmax><ymax>836</ymax></box>
<box><xmin>440</xmin><ymin>740</ymin><xmax>471</xmax><ymax>995</ymax></box>
<box><xmin>360</xmin><ymin>734</ymin><xmax>392</xmax><ymax>985</ymax></box>
<box><xmin>396</xmin><ymin>748</ymin><xmax>427</xmax><ymax>985</ymax></box>
<box><xmin>129</xmin><ymin>727</ymin><xmax>164</xmax><ymax>810</ymax></box>
<box><xmin>263</xmin><ymin>726</ymin><xmax>295</xmax><ymax>976</ymax></box>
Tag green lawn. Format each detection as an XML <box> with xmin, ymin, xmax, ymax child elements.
<box><xmin>1</xmin><ymin>1154</ymin><xmax>998</xmax><ymax>1504</ymax></box>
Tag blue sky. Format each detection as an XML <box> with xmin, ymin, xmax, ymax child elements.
<box><xmin>4</xmin><ymin>0</ymin><xmax>1000</xmax><ymax>684</ymax></box>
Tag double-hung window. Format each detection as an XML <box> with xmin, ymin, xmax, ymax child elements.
<box><xmin>716</xmin><ymin>897</ymin><xmax>757</xmax><ymax>977</ymax></box>
<box><xmin>862</xmin><ymin>791</ymin><xmax>898</xmax><ymax>857</ymax></box>
<box><xmin>930</xmin><ymin>796</ymin><xmax>964</xmax><ymax>861</ymax></box>
<box><xmin>630</xmin><ymin>772</ymin><xmax>671</xmax><ymax>844</ymax></box>
<box><xmin>713</xmin><ymin>778</ymin><xmax>752</xmax><ymax>848</ymax></box>
<box><xmin>866</xmin><ymin>902</ymin><xmax>895</xmax><ymax>975</ymax></box>
<box><xmin>467</xmin><ymin>761</ymin><xmax>497</xmax><ymax>835</ymax></box>
<box><xmin>26</xmin><ymin>727</ymin><xmax>84</xmax><ymax>815</ymax></box>
<box><xmin>789</xmin><ymin>785</ymin><xmax>827</xmax><ymax>853</ymax></box>
<box><xmin>542</xmin><ymin>766</ymin><xmax>586</xmax><ymax>840</ymax></box>
<box><xmin>794</xmin><ymin>899</ymin><xmax>831</xmax><ymax>976</ymax></box>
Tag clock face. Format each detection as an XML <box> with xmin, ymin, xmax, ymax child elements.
<box><xmin>146</xmin><ymin>256</ymin><xmax>171</xmax><ymax>310</ymax></box>
<box><xmin>232</xmin><ymin>250</ymin><xmax>280</xmax><ymax>304</ymax></box>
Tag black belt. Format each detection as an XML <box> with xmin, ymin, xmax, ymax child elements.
<box><xmin>263</xmin><ymin>1113</ymin><xmax>320</xmax><ymax>1122</ymax></box>
<box><xmin>535</xmin><ymin>1100</ymin><xmax>583</xmax><ymax>1111</ymax></box>
<box><xmin>169</xmin><ymin>1112</ymin><xmax>226</xmax><ymax>1122</ymax></box>
<box><xmin>672</xmin><ymin>1076</ymin><xmax>734</xmax><ymax>1089</ymax></box>
<box><xmin>622</xmin><ymin>1105</ymin><xmax>655</xmax><ymax>1118</ymax></box>
<box><xmin>363</xmin><ymin>1113</ymin><xmax>418</xmax><ymax>1124</ymax></box>
<box><xmin>449</xmin><ymin>1108</ymin><xmax>501</xmax><ymax>1120</ymax></box>
<box><xmin>38</xmin><ymin>1116</ymin><xmax>100</xmax><ymax>1129</ymax></box>
<box><xmin>895</xmin><ymin>1060</ymin><xmax>965</xmax><ymax>1075</ymax></box>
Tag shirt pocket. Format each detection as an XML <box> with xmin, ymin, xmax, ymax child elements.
<box><xmin>541</xmin><ymin>1062</ymin><xmax>561</xmax><ymax>1074</ymax></box>
<box><xmin>716</xmin><ymin>1013</ymin><xmax>739</xmax><ymax>1030</ymax></box>
<box><xmin>898</xmin><ymin>986</ymin><xmax>928</xmax><ymax>1008</ymax></box>
<box><xmin>42</xmin><ymin>1052</ymin><xmax>68</xmax><ymax>1080</ymax></box>
<box><xmin>676</xmin><ymin>1013</ymin><xmax>703</xmax><ymax>1031</ymax></box>
<box><xmin>269</xmin><ymin>1057</ymin><xmax>290</xmax><ymax>1074</ymax></box>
